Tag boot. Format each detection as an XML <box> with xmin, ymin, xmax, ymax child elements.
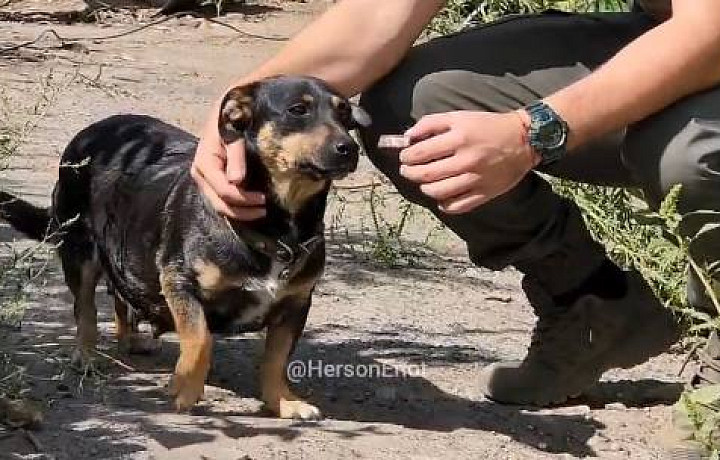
<box><xmin>479</xmin><ymin>269</ymin><xmax>681</xmax><ymax>406</ymax></box>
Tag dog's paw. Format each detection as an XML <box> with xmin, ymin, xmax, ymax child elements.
<box><xmin>277</xmin><ymin>399</ymin><xmax>322</xmax><ymax>420</ymax></box>
<box><xmin>118</xmin><ymin>333</ymin><xmax>162</xmax><ymax>355</ymax></box>
<box><xmin>169</xmin><ymin>373</ymin><xmax>205</xmax><ymax>412</ymax></box>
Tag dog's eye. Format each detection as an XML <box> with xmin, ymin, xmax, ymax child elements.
<box><xmin>288</xmin><ymin>103</ymin><xmax>310</xmax><ymax>117</ymax></box>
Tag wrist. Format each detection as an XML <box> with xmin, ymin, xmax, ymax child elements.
<box><xmin>512</xmin><ymin>109</ymin><xmax>542</xmax><ymax>168</ymax></box>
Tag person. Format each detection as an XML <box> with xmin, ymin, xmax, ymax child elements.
<box><xmin>191</xmin><ymin>0</ymin><xmax>720</xmax><ymax>410</ymax></box>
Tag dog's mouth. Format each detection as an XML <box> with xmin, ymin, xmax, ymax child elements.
<box><xmin>297</xmin><ymin>161</ymin><xmax>356</xmax><ymax>181</ymax></box>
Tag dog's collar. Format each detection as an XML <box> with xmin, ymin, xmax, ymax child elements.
<box><xmin>222</xmin><ymin>216</ymin><xmax>323</xmax><ymax>279</ymax></box>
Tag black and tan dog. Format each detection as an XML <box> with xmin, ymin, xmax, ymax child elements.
<box><xmin>0</xmin><ymin>76</ymin><xmax>370</xmax><ymax>419</ymax></box>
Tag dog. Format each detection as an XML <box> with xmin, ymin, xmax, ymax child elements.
<box><xmin>0</xmin><ymin>75</ymin><xmax>370</xmax><ymax>419</ymax></box>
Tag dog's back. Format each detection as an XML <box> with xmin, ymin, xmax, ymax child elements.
<box><xmin>54</xmin><ymin>114</ymin><xmax>196</xmax><ymax>226</ymax></box>
<box><xmin>54</xmin><ymin>115</ymin><xmax>200</xmax><ymax>323</ymax></box>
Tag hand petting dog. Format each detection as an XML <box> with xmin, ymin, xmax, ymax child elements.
<box><xmin>192</xmin><ymin>99</ymin><xmax>267</xmax><ymax>221</ymax></box>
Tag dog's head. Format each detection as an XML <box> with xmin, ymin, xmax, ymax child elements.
<box><xmin>218</xmin><ymin>76</ymin><xmax>370</xmax><ymax>183</ymax></box>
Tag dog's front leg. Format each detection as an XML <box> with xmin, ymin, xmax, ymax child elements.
<box><xmin>160</xmin><ymin>270</ymin><xmax>212</xmax><ymax>411</ymax></box>
<box><xmin>262</xmin><ymin>295</ymin><xmax>321</xmax><ymax>420</ymax></box>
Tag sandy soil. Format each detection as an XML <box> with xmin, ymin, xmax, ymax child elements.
<box><xmin>0</xmin><ymin>1</ymin><xmax>692</xmax><ymax>458</ymax></box>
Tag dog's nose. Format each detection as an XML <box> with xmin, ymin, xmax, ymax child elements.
<box><xmin>335</xmin><ymin>139</ymin><xmax>359</xmax><ymax>156</ymax></box>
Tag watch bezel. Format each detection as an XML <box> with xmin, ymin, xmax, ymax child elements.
<box><xmin>525</xmin><ymin>101</ymin><xmax>569</xmax><ymax>166</ymax></box>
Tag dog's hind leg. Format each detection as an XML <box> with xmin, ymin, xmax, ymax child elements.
<box><xmin>261</xmin><ymin>295</ymin><xmax>321</xmax><ymax>420</ymax></box>
<box><xmin>114</xmin><ymin>293</ymin><xmax>161</xmax><ymax>355</ymax></box>
<box><xmin>160</xmin><ymin>269</ymin><xmax>212</xmax><ymax>411</ymax></box>
<box><xmin>59</xmin><ymin>232</ymin><xmax>101</xmax><ymax>370</ymax></box>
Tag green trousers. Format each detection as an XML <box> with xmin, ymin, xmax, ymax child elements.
<box><xmin>360</xmin><ymin>11</ymin><xmax>720</xmax><ymax>301</ymax></box>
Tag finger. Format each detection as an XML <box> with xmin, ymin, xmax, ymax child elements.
<box><xmin>224</xmin><ymin>140</ymin><xmax>247</xmax><ymax>185</ymax></box>
<box><xmin>419</xmin><ymin>173</ymin><xmax>480</xmax><ymax>202</ymax></box>
<box><xmin>405</xmin><ymin>113</ymin><xmax>452</xmax><ymax>140</ymax></box>
<box><xmin>399</xmin><ymin>154</ymin><xmax>474</xmax><ymax>184</ymax></box>
<box><xmin>227</xmin><ymin>206</ymin><xmax>267</xmax><ymax>221</ymax></box>
<box><xmin>192</xmin><ymin>155</ymin><xmax>265</xmax><ymax>206</ymax></box>
<box><xmin>400</xmin><ymin>133</ymin><xmax>463</xmax><ymax>167</ymax></box>
<box><xmin>192</xmin><ymin>165</ymin><xmax>266</xmax><ymax>220</ymax></box>
<box><xmin>439</xmin><ymin>191</ymin><xmax>488</xmax><ymax>214</ymax></box>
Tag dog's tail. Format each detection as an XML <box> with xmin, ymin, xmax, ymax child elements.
<box><xmin>0</xmin><ymin>191</ymin><xmax>52</xmax><ymax>241</ymax></box>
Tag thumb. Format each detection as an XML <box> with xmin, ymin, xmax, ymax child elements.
<box><xmin>225</xmin><ymin>140</ymin><xmax>247</xmax><ymax>185</ymax></box>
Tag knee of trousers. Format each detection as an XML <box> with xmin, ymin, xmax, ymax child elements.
<box><xmin>624</xmin><ymin>114</ymin><xmax>720</xmax><ymax>214</ymax></box>
<box><xmin>359</xmin><ymin>70</ymin><xmax>502</xmax><ymax>193</ymax></box>
<box><xmin>359</xmin><ymin>69</ymin><xmax>475</xmax><ymax>135</ymax></box>
<box><xmin>358</xmin><ymin>70</ymin><xmax>471</xmax><ymax>207</ymax></box>
<box><xmin>624</xmin><ymin>116</ymin><xmax>720</xmax><ymax>267</ymax></box>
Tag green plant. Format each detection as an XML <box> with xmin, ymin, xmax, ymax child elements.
<box><xmin>677</xmin><ymin>385</ymin><xmax>720</xmax><ymax>457</ymax></box>
<box><xmin>552</xmin><ymin>182</ymin><xmax>691</xmax><ymax>310</ymax></box>
<box><xmin>430</xmin><ymin>0</ymin><xmax>626</xmax><ymax>34</ymax></box>
<box><xmin>0</xmin><ymin>71</ymin><xmax>68</xmax><ymax>328</ymax></box>
<box><xmin>368</xmin><ymin>182</ymin><xmax>415</xmax><ymax>266</ymax></box>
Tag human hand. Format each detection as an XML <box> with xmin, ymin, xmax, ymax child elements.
<box><xmin>190</xmin><ymin>98</ymin><xmax>266</xmax><ymax>220</ymax></box>
<box><xmin>399</xmin><ymin>110</ymin><xmax>540</xmax><ymax>214</ymax></box>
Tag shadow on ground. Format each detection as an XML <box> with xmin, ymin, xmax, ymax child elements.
<box><xmin>0</xmin><ymin>224</ymin><xmax>683</xmax><ymax>458</ymax></box>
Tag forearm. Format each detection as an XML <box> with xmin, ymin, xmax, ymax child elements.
<box><xmin>545</xmin><ymin>2</ymin><xmax>720</xmax><ymax>150</ymax></box>
<box><xmin>233</xmin><ymin>0</ymin><xmax>445</xmax><ymax>97</ymax></box>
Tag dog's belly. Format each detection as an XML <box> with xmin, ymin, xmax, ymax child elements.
<box><xmin>204</xmin><ymin>290</ymin><xmax>278</xmax><ymax>333</ymax></box>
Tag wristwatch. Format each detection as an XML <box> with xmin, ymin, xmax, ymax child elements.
<box><xmin>523</xmin><ymin>101</ymin><xmax>569</xmax><ymax>166</ymax></box>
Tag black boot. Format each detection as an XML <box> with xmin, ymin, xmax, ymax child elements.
<box><xmin>479</xmin><ymin>265</ymin><xmax>681</xmax><ymax>406</ymax></box>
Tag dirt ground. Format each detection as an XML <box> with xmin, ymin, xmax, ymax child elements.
<box><xmin>0</xmin><ymin>1</ymin><xmax>695</xmax><ymax>458</ymax></box>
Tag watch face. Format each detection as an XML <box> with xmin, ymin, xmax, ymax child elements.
<box><xmin>537</xmin><ymin>122</ymin><xmax>565</xmax><ymax>149</ymax></box>
<box><xmin>526</xmin><ymin>102</ymin><xmax>569</xmax><ymax>165</ymax></box>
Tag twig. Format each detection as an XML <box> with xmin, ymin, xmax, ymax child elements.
<box><xmin>332</xmin><ymin>183</ymin><xmax>378</xmax><ymax>191</ymax></box>
<box><xmin>93</xmin><ymin>349</ymin><xmax>135</xmax><ymax>372</ymax></box>
<box><xmin>0</xmin><ymin>11</ymin><xmax>289</xmax><ymax>55</ymax></box>
<box><xmin>21</xmin><ymin>429</ymin><xmax>43</xmax><ymax>452</ymax></box>
<box><xmin>0</xmin><ymin>368</ymin><xmax>22</xmax><ymax>383</ymax></box>
<box><xmin>0</xmin><ymin>29</ymin><xmax>66</xmax><ymax>55</ymax></box>
<box><xmin>203</xmin><ymin>16</ymin><xmax>289</xmax><ymax>41</ymax></box>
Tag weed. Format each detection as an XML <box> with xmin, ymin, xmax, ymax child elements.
<box><xmin>429</xmin><ymin>0</ymin><xmax>627</xmax><ymax>34</ymax></box>
<box><xmin>0</xmin><ymin>71</ymin><xmax>74</xmax><ymax>326</ymax></box>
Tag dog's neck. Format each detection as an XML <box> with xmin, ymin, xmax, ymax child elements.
<box><xmin>233</xmin><ymin>151</ymin><xmax>329</xmax><ymax>246</ymax></box>
<box><xmin>267</xmin><ymin>170</ymin><xmax>329</xmax><ymax>216</ymax></box>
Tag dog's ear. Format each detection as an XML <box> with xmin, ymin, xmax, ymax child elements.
<box><xmin>350</xmin><ymin>103</ymin><xmax>372</xmax><ymax>129</ymax></box>
<box><xmin>218</xmin><ymin>84</ymin><xmax>257</xmax><ymax>143</ymax></box>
